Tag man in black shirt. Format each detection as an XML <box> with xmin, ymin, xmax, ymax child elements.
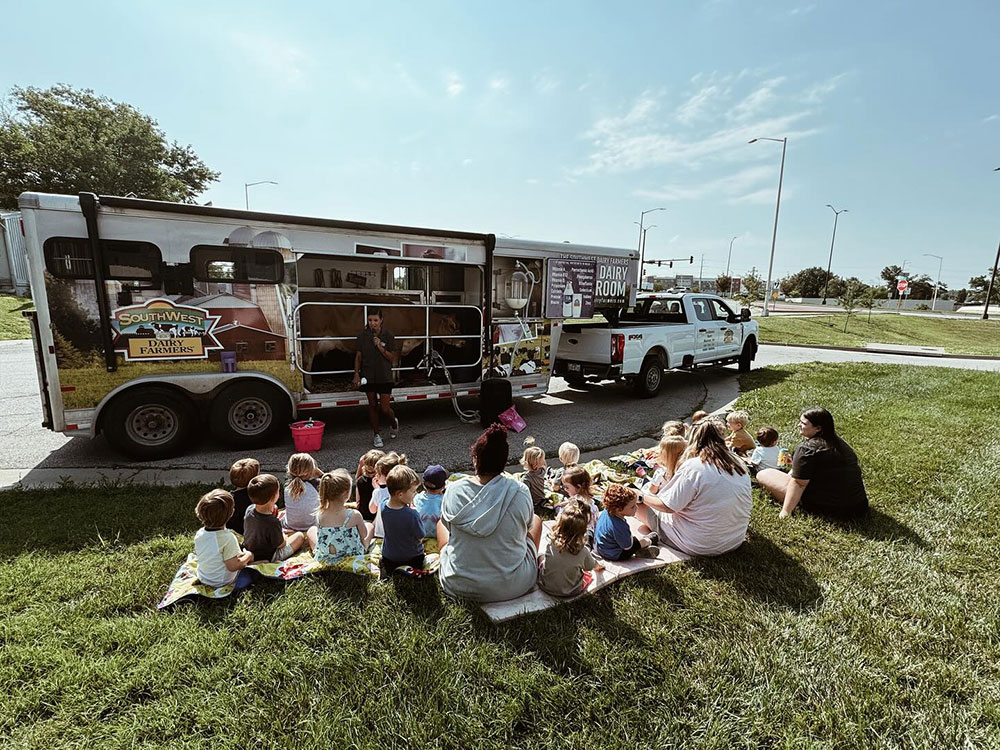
<box><xmin>352</xmin><ymin>308</ymin><xmax>399</xmax><ymax>448</ymax></box>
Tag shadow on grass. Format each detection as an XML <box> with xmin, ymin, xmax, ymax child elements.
<box><xmin>825</xmin><ymin>508</ymin><xmax>927</xmax><ymax>548</ymax></box>
<box><xmin>737</xmin><ymin>366</ymin><xmax>794</xmax><ymax>394</ymax></box>
<box><xmin>689</xmin><ymin>529</ymin><xmax>823</xmax><ymax>612</ymax></box>
<box><xmin>390</xmin><ymin>575</ymin><xmax>446</xmax><ymax>621</ymax></box>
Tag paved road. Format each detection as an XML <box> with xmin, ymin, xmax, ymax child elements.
<box><xmin>2</xmin><ymin>339</ymin><xmax>997</xmax><ymax>488</ymax></box>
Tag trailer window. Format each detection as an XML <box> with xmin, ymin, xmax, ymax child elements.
<box><xmin>43</xmin><ymin>237</ymin><xmax>161</xmax><ymax>281</ymax></box>
<box><xmin>191</xmin><ymin>246</ymin><xmax>284</xmax><ymax>283</ymax></box>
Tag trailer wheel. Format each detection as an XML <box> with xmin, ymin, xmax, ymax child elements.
<box><xmin>209</xmin><ymin>382</ymin><xmax>291</xmax><ymax>448</ymax></box>
<box><xmin>738</xmin><ymin>340</ymin><xmax>755</xmax><ymax>373</ymax></box>
<box><xmin>633</xmin><ymin>355</ymin><xmax>664</xmax><ymax>398</ymax></box>
<box><xmin>103</xmin><ymin>387</ymin><xmax>196</xmax><ymax>459</ymax></box>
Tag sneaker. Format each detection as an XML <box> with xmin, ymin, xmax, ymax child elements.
<box><xmin>389</xmin><ymin>417</ymin><xmax>399</xmax><ymax>439</ymax></box>
<box><xmin>637</xmin><ymin>544</ymin><xmax>660</xmax><ymax>559</ymax></box>
<box><xmin>373</xmin><ymin>433</ymin><xmax>384</xmax><ymax>448</ymax></box>
<box><xmin>646</xmin><ymin>532</ymin><xmax>660</xmax><ymax>548</ymax></box>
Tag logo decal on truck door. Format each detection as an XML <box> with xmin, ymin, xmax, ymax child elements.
<box><xmin>112</xmin><ymin>298</ymin><xmax>222</xmax><ymax>361</ymax></box>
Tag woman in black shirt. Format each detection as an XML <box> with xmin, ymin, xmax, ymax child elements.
<box><xmin>757</xmin><ymin>407</ymin><xmax>868</xmax><ymax>519</ymax></box>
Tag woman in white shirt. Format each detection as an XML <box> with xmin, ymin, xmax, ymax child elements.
<box><xmin>640</xmin><ymin>420</ymin><xmax>752</xmax><ymax>556</ymax></box>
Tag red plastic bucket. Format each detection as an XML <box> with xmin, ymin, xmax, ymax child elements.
<box><xmin>290</xmin><ymin>419</ymin><xmax>325</xmax><ymax>452</ymax></box>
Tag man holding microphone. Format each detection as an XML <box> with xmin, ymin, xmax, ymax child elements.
<box><xmin>352</xmin><ymin>308</ymin><xmax>399</xmax><ymax>447</ymax></box>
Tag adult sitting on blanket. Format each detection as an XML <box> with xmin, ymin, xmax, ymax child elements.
<box><xmin>756</xmin><ymin>407</ymin><xmax>868</xmax><ymax>519</ymax></box>
<box><xmin>638</xmin><ymin>420</ymin><xmax>752</xmax><ymax>556</ymax></box>
<box><xmin>437</xmin><ymin>424</ymin><xmax>544</xmax><ymax>602</ymax></box>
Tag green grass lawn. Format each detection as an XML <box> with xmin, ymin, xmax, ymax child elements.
<box><xmin>756</xmin><ymin>312</ymin><xmax>1000</xmax><ymax>356</ymax></box>
<box><xmin>2</xmin><ymin>363</ymin><xmax>999</xmax><ymax>747</ymax></box>
<box><xmin>0</xmin><ymin>293</ymin><xmax>33</xmax><ymax>340</ymax></box>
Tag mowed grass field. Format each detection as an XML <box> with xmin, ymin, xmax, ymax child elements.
<box><xmin>2</xmin><ymin>363</ymin><xmax>1000</xmax><ymax>747</ymax></box>
<box><xmin>757</xmin><ymin>312</ymin><xmax>1000</xmax><ymax>356</ymax></box>
<box><xmin>0</xmin><ymin>294</ymin><xmax>32</xmax><ymax>340</ymax></box>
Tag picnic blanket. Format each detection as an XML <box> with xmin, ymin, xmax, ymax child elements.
<box><xmin>479</xmin><ymin>518</ymin><xmax>689</xmax><ymax>623</ymax></box>
<box><xmin>158</xmin><ymin>538</ymin><xmax>440</xmax><ymax>609</ymax></box>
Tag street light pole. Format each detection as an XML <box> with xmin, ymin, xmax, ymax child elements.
<box><xmin>633</xmin><ymin>222</ymin><xmax>657</xmax><ymax>289</ymax></box>
<box><xmin>821</xmin><ymin>205</ymin><xmax>848</xmax><ymax>305</ymax></box>
<box><xmin>923</xmin><ymin>253</ymin><xmax>943</xmax><ymax>311</ymax></box>
<box><xmin>725</xmin><ymin>234</ymin><xmax>738</xmax><ymax>291</ymax></box>
<box><xmin>749</xmin><ymin>137</ymin><xmax>787</xmax><ymax>316</ymax></box>
<box><xmin>636</xmin><ymin>207</ymin><xmax>666</xmax><ymax>282</ymax></box>
<box><xmin>986</xmin><ymin>168</ymin><xmax>1000</xmax><ymax>320</ymax></box>
<box><xmin>244</xmin><ymin>180</ymin><xmax>278</xmax><ymax>210</ymax></box>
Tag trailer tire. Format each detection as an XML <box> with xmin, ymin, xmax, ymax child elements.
<box><xmin>103</xmin><ymin>387</ymin><xmax>196</xmax><ymax>459</ymax></box>
<box><xmin>738</xmin><ymin>340</ymin><xmax>755</xmax><ymax>373</ymax></box>
<box><xmin>633</xmin><ymin>355</ymin><xmax>664</xmax><ymax>398</ymax></box>
<box><xmin>210</xmin><ymin>382</ymin><xmax>291</xmax><ymax>448</ymax></box>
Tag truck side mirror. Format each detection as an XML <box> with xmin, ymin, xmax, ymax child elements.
<box><xmin>741</xmin><ymin>307</ymin><xmax>751</xmax><ymax>322</ymax></box>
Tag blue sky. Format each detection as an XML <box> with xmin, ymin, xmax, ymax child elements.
<box><xmin>4</xmin><ymin>0</ymin><xmax>999</xmax><ymax>290</ymax></box>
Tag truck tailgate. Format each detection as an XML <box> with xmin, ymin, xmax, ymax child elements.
<box><xmin>557</xmin><ymin>325</ymin><xmax>611</xmax><ymax>364</ymax></box>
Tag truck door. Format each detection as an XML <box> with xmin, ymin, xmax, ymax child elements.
<box><xmin>691</xmin><ymin>297</ymin><xmax>721</xmax><ymax>362</ymax></box>
<box><xmin>708</xmin><ymin>298</ymin><xmax>742</xmax><ymax>359</ymax></box>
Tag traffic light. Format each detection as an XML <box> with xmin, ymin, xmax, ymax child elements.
<box><xmin>668</xmin><ymin>261</ymin><xmax>673</xmax><ymax>268</ymax></box>
<box><xmin>689</xmin><ymin>256</ymin><xmax>694</xmax><ymax>264</ymax></box>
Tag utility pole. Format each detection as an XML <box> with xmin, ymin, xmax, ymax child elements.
<box><xmin>698</xmin><ymin>254</ymin><xmax>704</xmax><ymax>291</ymax></box>
<box><xmin>984</xmin><ymin>239</ymin><xmax>1000</xmax><ymax>320</ymax></box>
<box><xmin>749</xmin><ymin>136</ymin><xmax>788</xmax><ymax>317</ymax></box>
<box><xmin>822</xmin><ymin>205</ymin><xmax>848</xmax><ymax>304</ymax></box>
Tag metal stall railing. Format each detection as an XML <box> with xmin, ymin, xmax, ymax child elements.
<box><xmin>293</xmin><ymin>301</ymin><xmax>483</xmax><ymax>378</ymax></box>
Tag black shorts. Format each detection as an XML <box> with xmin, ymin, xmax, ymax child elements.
<box><xmin>365</xmin><ymin>382</ymin><xmax>393</xmax><ymax>395</ymax></box>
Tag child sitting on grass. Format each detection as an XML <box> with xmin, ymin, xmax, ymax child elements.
<box><xmin>283</xmin><ymin>453</ymin><xmax>322</xmax><ymax>532</ymax></box>
<box><xmin>725</xmin><ymin>410</ymin><xmax>755</xmax><ymax>456</ymax></box>
<box><xmin>520</xmin><ymin>438</ymin><xmax>548</xmax><ymax>511</ymax></box>
<box><xmin>595</xmin><ymin>484</ymin><xmax>659</xmax><ymax>561</ymax></box>
<box><xmin>194</xmin><ymin>489</ymin><xmax>253</xmax><ymax>588</ymax></box>
<box><xmin>413</xmin><ymin>464</ymin><xmax>447</xmax><ymax>538</ymax></box>
<box><xmin>370</xmin><ymin>452</ymin><xmax>407</xmax><ymax>539</ymax></box>
<box><xmin>556</xmin><ymin>466</ymin><xmax>599</xmax><ymax>546</ymax></box>
<box><xmin>538</xmin><ymin>502</ymin><xmax>603</xmax><ymax>597</ymax></box>
<box><xmin>550</xmin><ymin>441</ymin><xmax>581</xmax><ymax>494</ymax></box>
<box><xmin>244</xmin><ymin>474</ymin><xmax>306</xmax><ymax>563</ymax></box>
<box><xmin>647</xmin><ymin>435</ymin><xmax>687</xmax><ymax>495</ymax></box>
<box><xmin>309</xmin><ymin>468</ymin><xmax>370</xmax><ymax>564</ymax></box>
<box><xmin>226</xmin><ymin>458</ymin><xmax>260</xmax><ymax>536</ymax></box>
<box><xmin>379</xmin><ymin>465</ymin><xmax>427</xmax><ymax>578</ymax></box>
<box><xmin>353</xmin><ymin>449</ymin><xmax>384</xmax><ymax>523</ymax></box>
<box><xmin>749</xmin><ymin>426</ymin><xmax>790</xmax><ymax>472</ymax></box>
<box><xmin>661</xmin><ymin>420</ymin><xmax>687</xmax><ymax>439</ymax></box>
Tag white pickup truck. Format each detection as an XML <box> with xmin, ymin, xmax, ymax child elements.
<box><xmin>554</xmin><ymin>293</ymin><xmax>759</xmax><ymax>397</ymax></box>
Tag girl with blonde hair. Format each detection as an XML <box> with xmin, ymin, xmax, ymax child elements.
<box><xmin>282</xmin><ymin>453</ymin><xmax>322</xmax><ymax>532</ymax></box>
<box><xmin>308</xmin><ymin>469</ymin><xmax>371</xmax><ymax>564</ymax></box>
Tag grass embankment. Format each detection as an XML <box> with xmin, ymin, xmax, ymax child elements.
<box><xmin>2</xmin><ymin>363</ymin><xmax>1000</xmax><ymax>746</ymax></box>
<box><xmin>757</xmin><ymin>313</ymin><xmax>1000</xmax><ymax>356</ymax></box>
<box><xmin>0</xmin><ymin>294</ymin><xmax>32</xmax><ymax>340</ymax></box>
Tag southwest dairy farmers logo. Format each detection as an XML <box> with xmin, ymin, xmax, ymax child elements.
<box><xmin>112</xmin><ymin>298</ymin><xmax>222</xmax><ymax>362</ymax></box>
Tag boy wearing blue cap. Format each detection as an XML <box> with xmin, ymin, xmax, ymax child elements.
<box><xmin>414</xmin><ymin>464</ymin><xmax>447</xmax><ymax>537</ymax></box>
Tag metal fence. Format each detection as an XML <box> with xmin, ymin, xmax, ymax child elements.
<box><xmin>0</xmin><ymin>212</ymin><xmax>30</xmax><ymax>295</ymax></box>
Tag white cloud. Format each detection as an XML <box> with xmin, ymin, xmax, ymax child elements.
<box><xmin>445</xmin><ymin>72</ymin><xmax>465</xmax><ymax>97</ymax></box>
<box><xmin>802</xmin><ymin>72</ymin><xmax>849</xmax><ymax>104</ymax></box>
<box><xmin>462</xmin><ymin>158</ymin><xmax>474</xmax><ymax>167</ymax></box>
<box><xmin>396</xmin><ymin>64</ymin><xmax>427</xmax><ymax>98</ymax></box>
<box><xmin>532</xmin><ymin>72</ymin><xmax>560</xmax><ymax>94</ymax></box>
<box><xmin>788</xmin><ymin>3</ymin><xmax>817</xmax><ymax>16</ymax></box>
<box><xmin>635</xmin><ymin>165</ymin><xmax>775</xmax><ymax>202</ymax></box>
<box><xmin>728</xmin><ymin>186</ymin><xmax>785</xmax><ymax>205</ymax></box>
<box><xmin>577</xmin><ymin>71</ymin><xmax>837</xmax><ymax>175</ymax></box>
<box><xmin>676</xmin><ymin>85</ymin><xmax>723</xmax><ymax>124</ymax></box>
<box><xmin>983</xmin><ymin>114</ymin><xmax>1000</xmax><ymax>123</ymax></box>
<box><xmin>729</xmin><ymin>77</ymin><xmax>785</xmax><ymax>121</ymax></box>
<box><xmin>228</xmin><ymin>30</ymin><xmax>306</xmax><ymax>86</ymax></box>
<box><xmin>525</xmin><ymin>178</ymin><xmax>540</xmax><ymax>184</ymax></box>
<box><xmin>489</xmin><ymin>76</ymin><xmax>510</xmax><ymax>92</ymax></box>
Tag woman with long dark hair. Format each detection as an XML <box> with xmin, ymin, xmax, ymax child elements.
<box><xmin>639</xmin><ymin>420</ymin><xmax>752</xmax><ymax>556</ymax></box>
<box><xmin>437</xmin><ymin>424</ymin><xmax>543</xmax><ymax>602</ymax></box>
<box><xmin>757</xmin><ymin>407</ymin><xmax>868</xmax><ymax>518</ymax></box>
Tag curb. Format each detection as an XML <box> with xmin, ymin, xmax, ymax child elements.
<box><xmin>758</xmin><ymin>341</ymin><xmax>1000</xmax><ymax>361</ymax></box>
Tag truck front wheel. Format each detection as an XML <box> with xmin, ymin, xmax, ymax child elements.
<box><xmin>738</xmin><ymin>340</ymin><xmax>755</xmax><ymax>373</ymax></box>
<box><xmin>103</xmin><ymin>387</ymin><xmax>196</xmax><ymax>459</ymax></box>
<box><xmin>633</xmin><ymin>356</ymin><xmax>664</xmax><ymax>398</ymax></box>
